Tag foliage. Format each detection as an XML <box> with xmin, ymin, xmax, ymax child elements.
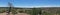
<box><xmin>41</xmin><ymin>10</ymin><xmax>54</xmax><ymax>15</ymax></box>
<box><xmin>0</xmin><ymin>10</ymin><xmax>5</xmax><ymax>13</ymax></box>
<box><xmin>19</xmin><ymin>11</ymin><xmax>23</xmax><ymax>13</ymax></box>
<box><xmin>11</xmin><ymin>9</ymin><xmax>17</xmax><ymax>14</ymax></box>
<box><xmin>57</xmin><ymin>10</ymin><xmax>60</xmax><ymax>15</ymax></box>
<box><xmin>43</xmin><ymin>11</ymin><xmax>51</xmax><ymax>15</ymax></box>
<box><xmin>0</xmin><ymin>9</ymin><xmax>6</xmax><ymax>13</ymax></box>
<box><xmin>30</xmin><ymin>8</ymin><xmax>41</xmax><ymax>15</ymax></box>
<box><xmin>25</xmin><ymin>10</ymin><xmax>31</xmax><ymax>14</ymax></box>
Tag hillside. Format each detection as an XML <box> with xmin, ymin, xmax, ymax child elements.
<box><xmin>0</xmin><ymin>7</ymin><xmax>60</xmax><ymax>15</ymax></box>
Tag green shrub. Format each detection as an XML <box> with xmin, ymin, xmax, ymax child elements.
<box><xmin>0</xmin><ymin>10</ymin><xmax>6</xmax><ymax>13</ymax></box>
<box><xmin>19</xmin><ymin>11</ymin><xmax>23</xmax><ymax>13</ymax></box>
<box><xmin>26</xmin><ymin>10</ymin><xmax>31</xmax><ymax>14</ymax></box>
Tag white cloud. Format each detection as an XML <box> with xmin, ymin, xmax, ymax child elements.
<box><xmin>14</xmin><ymin>5</ymin><xmax>59</xmax><ymax>7</ymax></box>
<box><xmin>0</xmin><ymin>5</ymin><xmax>60</xmax><ymax>8</ymax></box>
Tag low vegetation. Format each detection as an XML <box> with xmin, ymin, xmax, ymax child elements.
<box><xmin>0</xmin><ymin>7</ymin><xmax>60</xmax><ymax>15</ymax></box>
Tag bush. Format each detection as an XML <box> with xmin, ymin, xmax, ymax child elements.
<box><xmin>26</xmin><ymin>10</ymin><xmax>31</xmax><ymax>14</ymax></box>
<box><xmin>0</xmin><ymin>10</ymin><xmax>6</xmax><ymax>13</ymax></box>
<box><xmin>19</xmin><ymin>11</ymin><xmax>23</xmax><ymax>13</ymax></box>
<box><xmin>11</xmin><ymin>10</ymin><xmax>18</xmax><ymax>14</ymax></box>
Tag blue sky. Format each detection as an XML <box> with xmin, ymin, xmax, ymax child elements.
<box><xmin>0</xmin><ymin>0</ymin><xmax>60</xmax><ymax>8</ymax></box>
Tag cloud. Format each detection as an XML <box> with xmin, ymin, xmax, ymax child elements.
<box><xmin>14</xmin><ymin>5</ymin><xmax>59</xmax><ymax>7</ymax></box>
<box><xmin>0</xmin><ymin>5</ymin><xmax>60</xmax><ymax>7</ymax></box>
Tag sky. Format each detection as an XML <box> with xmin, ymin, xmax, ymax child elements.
<box><xmin>0</xmin><ymin>0</ymin><xmax>60</xmax><ymax>8</ymax></box>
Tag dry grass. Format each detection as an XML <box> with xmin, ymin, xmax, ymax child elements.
<box><xmin>0</xmin><ymin>12</ymin><xmax>60</xmax><ymax>15</ymax></box>
<box><xmin>0</xmin><ymin>12</ymin><xmax>30</xmax><ymax>15</ymax></box>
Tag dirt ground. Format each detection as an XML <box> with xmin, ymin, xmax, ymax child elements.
<box><xmin>0</xmin><ymin>13</ymin><xmax>59</xmax><ymax>15</ymax></box>
<box><xmin>0</xmin><ymin>12</ymin><xmax>30</xmax><ymax>15</ymax></box>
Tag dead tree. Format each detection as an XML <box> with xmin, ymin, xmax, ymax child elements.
<box><xmin>7</xmin><ymin>0</ymin><xmax>14</xmax><ymax>15</ymax></box>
